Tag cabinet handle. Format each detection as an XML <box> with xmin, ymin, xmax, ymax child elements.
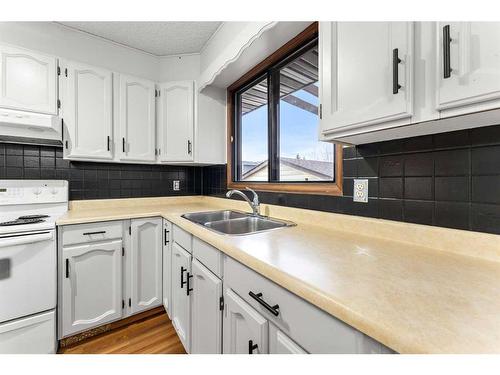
<box><xmin>392</xmin><ymin>48</ymin><xmax>402</xmax><ymax>94</ymax></box>
<box><xmin>443</xmin><ymin>25</ymin><xmax>453</xmax><ymax>79</ymax></box>
<box><xmin>122</xmin><ymin>137</ymin><xmax>126</xmax><ymax>153</ymax></box>
<box><xmin>248</xmin><ymin>291</ymin><xmax>280</xmax><ymax>316</ymax></box>
<box><xmin>164</xmin><ymin>228</ymin><xmax>169</xmax><ymax>245</ymax></box>
<box><xmin>187</xmin><ymin>140</ymin><xmax>192</xmax><ymax>154</ymax></box>
<box><xmin>107</xmin><ymin>136</ymin><xmax>111</xmax><ymax>151</ymax></box>
<box><xmin>186</xmin><ymin>272</ymin><xmax>193</xmax><ymax>296</ymax></box>
<box><xmin>82</xmin><ymin>231</ymin><xmax>106</xmax><ymax>236</ymax></box>
<box><xmin>248</xmin><ymin>340</ymin><xmax>258</xmax><ymax>354</ymax></box>
<box><xmin>181</xmin><ymin>266</ymin><xmax>187</xmax><ymax>288</ymax></box>
<box><xmin>65</xmin><ymin>259</ymin><xmax>70</xmax><ymax>278</ymax></box>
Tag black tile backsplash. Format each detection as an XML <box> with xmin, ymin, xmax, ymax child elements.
<box><xmin>0</xmin><ymin>142</ymin><xmax>202</xmax><ymax>200</ymax></box>
<box><xmin>3</xmin><ymin>123</ymin><xmax>500</xmax><ymax>235</ymax></box>
<box><xmin>203</xmin><ymin>124</ymin><xmax>500</xmax><ymax>235</ymax></box>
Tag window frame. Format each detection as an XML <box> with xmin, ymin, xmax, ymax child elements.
<box><xmin>226</xmin><ymin>22</ymin><xmax>343</xmax><ymax>195</ymax></box>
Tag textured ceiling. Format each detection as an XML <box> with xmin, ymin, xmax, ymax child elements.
<box><xmin>58</xmin><ymin>22</ymin><xmax>222</xmax><ymax>56</ymax></box>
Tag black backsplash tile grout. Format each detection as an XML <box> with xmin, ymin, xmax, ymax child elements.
<box><xmin>203</xmin><ymin>124</ymin><xmax>500</xmax><ymax>236</ymax></box>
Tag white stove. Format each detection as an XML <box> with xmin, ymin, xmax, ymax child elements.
<box><xmin>0</xmin><ymin>180</ymin><xmax>68</xmax><ymax>354</ymax></box>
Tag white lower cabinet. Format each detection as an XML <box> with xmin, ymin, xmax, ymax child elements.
<box><xmin>269</xmin><ymin>324</ymin><xmax>307</xmax><ymax>354</ymax></box>
<box><xmin>191</xmin><ymin>259</ymin><xmax>223</xmax><ymax>354</ymax></box>
<box><xmin>129</xmin><ymin>218</ymin><xmax>163</xmax><ymax>314</ymax></box>
<box><xmin>171</xmin><ymin>242</ymin><xmax>192</xmax><ymax>352</ymax></box>
<box><xmin>163</xmin><ymin>220</ymin><xmax>172</xmax><ymax>317</ymax></box>
<box><xmin>223</xmin><ymin>288</ymin><xmax>268</xmax><ymax>354</ymax></box>
<box><xmin>61</xmin><ymin>240</ymin><xmax>123</xmax><ymax>337</ymax></box>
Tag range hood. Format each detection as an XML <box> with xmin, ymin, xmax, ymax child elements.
<box><xmin>0</xmin><ymin>108</ymin><xmax>62</xmax><ymax>145</ymax></box>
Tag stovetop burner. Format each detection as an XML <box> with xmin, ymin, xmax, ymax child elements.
<box><xmin>0</xmin><ymin>218</ymin><xmax>46</xmax><ymax>226</ymax></box>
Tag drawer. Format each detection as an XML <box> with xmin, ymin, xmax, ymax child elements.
<box><xmin>192</xmin><ymin>237</ymin><xmax>223</xmax><ymax>278</ymax></box>
<box><xmin>224</xmin><ymin>256</ymin><xmax>393</xmax><ymax>354</ymax></box>
<box><xmin>0</xmin><ymin>310</ymin><xmax>56</xmax><ymax>354</ymax></box>
<box><xmin>173</xmin><ymin>225</ymin><xmax>192</xmax><ymax>253</ymax></box>
<box><xmin>61</xmin><ymin>221</ymin><xmax>122</xmax><ymax>246</ymax></box>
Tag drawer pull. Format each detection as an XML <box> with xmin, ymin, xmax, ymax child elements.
<box><xmin>65</xmin><ymin>259</ymin><xmax>70</xmax><ymax>278</ymax></box>
<box><xmin>249</xmin><ymin>291</ymin><xmax>280</xmax><ymax>316</ymax></box>
<box><xmin>82</xmin><ymin>231</ymin><xmax>106</xmax><ymax>236</ymax></box>
<box><xmin>181</xmin><ymin>266</ymin><xmax>187</xmax><ymax>288</ymax></box>
<box><xmin>248</xmin><ymin>340</ymin><xmax>258</xmax><ymax>354</ymax></box>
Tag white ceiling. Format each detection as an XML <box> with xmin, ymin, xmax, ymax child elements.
<box><xmin>57</xmin><ymin>22</ymin><xmax>222</xmax><ymax>56</ymax></box>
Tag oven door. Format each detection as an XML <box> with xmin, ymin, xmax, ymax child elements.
<box><xmin>0</xmin><ymin>230</ymin><xmax>56</xmax><ymax>322</ymax></box>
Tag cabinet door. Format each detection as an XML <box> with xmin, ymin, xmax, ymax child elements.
<box><xmin>171</xmin><ymin>242</ymin><xmax>191</xmax><ymax>352</ymax></box>
<box><xmin>62</xmin><ymin>240</ymin><xmax>122</xmax><ymax>337</ymax></box>
<box><xmin>60</xmin><ymin>60</ymin><xmax>113</xmax><ymax>160</ymax></box>
<box><xmin>158</xmin><ymin>81</ymin><xmax>194</xmax><ymax>162</ymax></box>
<box><xmin>119</xmin><ymin>74</ymin><xmax>156</xmax><ymax>162</ymax></box>
<box><xmin>269</xmin><ymin>324</ymin><xmax>307</xmax><ymax>354</ymax></box>
<box><xmin>163</xmin><ymin>220</ymin><xmax>172</xmax><ymax>317</ymax></box>
<box><xmin>130</xmin><ymin>218</ymin><xmax>162</xmax><ymax>314</ymax></box>
<box><xmin>320</xmin><ymin>22</ymin><xmax>413</xmax><ymax>135</ymax></box>
<box><xmin>436</xmin><ymin>22</ymin><xmax>500</xmax><ymax>114</ymax></box>
<box><xmin>0</xmin><ymin>44</ymin><xmax>57</xmax><ymax>114</ymax></box>
<box><xmin>223</xmin><ymin>288</ymin><xmax>268</xmax><ymax>354</ymax></box>
<box><xmin>191</xmin><ymin>259</ymin><xmax>222</xmax><ymax>354</ymax></box>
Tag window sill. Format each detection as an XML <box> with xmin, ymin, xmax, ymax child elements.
<box><xmin>227</xmin><ymin>181</ymin><xmax>343</xmax><ymax>196</ymax></box>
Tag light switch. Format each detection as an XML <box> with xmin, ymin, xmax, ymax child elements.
<box><xmin>353</xmin><ymin>179</ymin><xmax>368</xmax><ymax>203</ymax></box>
<box><xmin>173</xmin><ymin>180</ymin><xmax>180</xmax><ymax>191</ymax></box>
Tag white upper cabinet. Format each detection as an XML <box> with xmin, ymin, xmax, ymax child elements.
<box><xmin>0</xmin><ymin>44</ymin><xmax>57</xmax><ymax>115</ymax></box>
<box><xmin>61</xmin><ymin>240</ymin><xmax>122</xmax><ymax>337</ymax></box>
<box><xmin>320</xmin><ymin>22</ymin><xmax>414</xmax><ymax>138</ymax></box>
<box><xmin>191</xmin><ymin>259</ymin><xmax>223</xmax><ymax>354</ymax></box>
<box><xmin>158</xmin><ymin>81</ymin><xmax>194</xmax><ymax>162</ymax></box>
<box><xmin>129</xmin><ymin>218</ymin><xmax>163</xmax><ymax>315</ymax></box>
<box><xmin>60</xmin><ymin>60</ymin><xmax>113</xmax><ymax>160</ymax></box>
<box><xmin>223</xmin><ymin>288</ymin><xmax>268</xmax><ymax>354</ymax></box>
<box><xmin>436</xmin><ymin>22</ymin><xmax>500</xmax><ymax>115</ymax></box>
<box><xmin>119</xmin><ymin>74</ymin><xmax>156</xmax><ymax>162</ymax></box>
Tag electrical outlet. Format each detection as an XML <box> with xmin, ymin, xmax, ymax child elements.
<box><xmin>173</xmin><ymin>180</ymin><xmax>180</xmax><ymax>191</ymax></box>
<box><xmin>353</xmin><ymin>179</ymin><xmax>368</xmax><ymax>203</ymax></box>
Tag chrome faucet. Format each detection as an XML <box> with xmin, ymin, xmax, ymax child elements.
<box><xmin>226</xmin><ymin>187</ymin><xmax>261</xmax><ymax>216</ymax></box>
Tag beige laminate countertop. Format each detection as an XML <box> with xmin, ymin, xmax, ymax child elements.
<box><xmin>57</xmin><ymin>196</ymin><xmax>500</xmax><ymax>354</ymax></box>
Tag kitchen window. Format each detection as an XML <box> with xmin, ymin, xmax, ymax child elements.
<box><xmin>227</xmin><ymin>22</ymin><xmax>342</xmax><ymax>195</ymax></box>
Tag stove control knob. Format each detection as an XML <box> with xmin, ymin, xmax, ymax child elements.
<box><xmin>50</xmin><ymin>188</ymin><xmax>58</xmax><ymax>195</ymax></box>
<box><xmin>32</xmin><ymin>188</ymin><xmax>42</xmax><ymax>196</ymax></box>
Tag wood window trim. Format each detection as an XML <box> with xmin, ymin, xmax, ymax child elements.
<box><xmin>226</xmin><ymin>21</ymin><xmax>343</xmax><ymax>196</ymax></box>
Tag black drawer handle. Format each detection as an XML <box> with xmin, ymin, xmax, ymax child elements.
<box><xmin>65</xmin><ymin>259</ymin><xmax>70</xmax><ymax>278</ymax></box>
<box><xmin>107</xmin><ymin>136</ymin><xmax>111</xmax><ymax>151</ymax></box>
<box><xmin>181</xmin><ymin>266</ymin><xmax>187</xmax><ymax>288</ymax></box>
<box><xmin>443</xmin><ymin>24</ymin><xmax>453</xmax><ymax>79</ymax></box>
<box><xmin>122</xmin><ymin>137</ymin><xmax>126</xmax><ymax>153</ymax></box>
<box><xmin>82</xmin><ymin>231</ymin><xmax>106</xmax><ymax>236</ymax></box>
<box><xmin>186</xmin><ymin>272</ymin><xmax>193</xmax><ymax>296</ymax></box>
<box><xmin>249</xmin><ymin>291</ymin><xmax>280</xmax><ymax>316</ymax></box>
<box><xmin>392</xmin><ymin>48</ymin><xmax>402</xmax><ymax>94</ymax></box>
<box><xmin>248</xmin><ymin>340</ymin><xmax>258</xmax><ymax>354</ymax></box>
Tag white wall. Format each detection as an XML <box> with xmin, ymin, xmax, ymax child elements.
<box><xmin>158</xmin><ymin>54</ymin><xmax>200</xmax><ymax>82</ymax></box>
<box><xmin>0</xmin><ymin>22</ymin><xmax>159</xmax><ymax>81</ymax></box>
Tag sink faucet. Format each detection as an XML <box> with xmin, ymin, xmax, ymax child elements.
<box><xmin>226</xmin><ymin>187</ymin><xmax>261</xmax><ymax>216</ymax></box>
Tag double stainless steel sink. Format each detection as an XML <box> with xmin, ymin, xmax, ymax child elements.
<box><xmin>181</xmin><ymin>210</ymin><xmax>296</xmax><ymax>235</ymax></box>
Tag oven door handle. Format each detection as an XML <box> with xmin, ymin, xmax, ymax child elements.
<box><xmin>0</xmin><ymin>231</ymin><xmax>53</xmax><ymax>248</ymax></box>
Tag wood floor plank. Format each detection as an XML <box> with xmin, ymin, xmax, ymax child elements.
<box><xmin>59</xmin><ymin>311</ymin><xmax>186</xmax><ymax>354</ymax></box>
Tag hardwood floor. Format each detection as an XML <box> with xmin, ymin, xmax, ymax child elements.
<box><xmin>59</xmin><ymin>311</ymin><xmax>186</xmax><ymax>354</ymax></box>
